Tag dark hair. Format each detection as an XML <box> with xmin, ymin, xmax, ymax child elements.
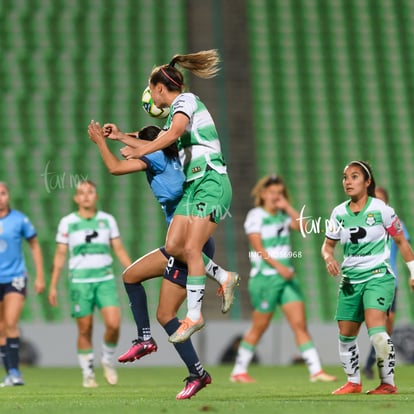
<box><xmin>251</xmin><ymin>174</ymin><xmax>289</xmax><ymax>207</ymax></box>
<box><xmin>138</xmin><ymin>125</ymin><xmax>179</xmax><ymax>159</ymax></box>
<box><xmin>346</xmin><ymin>160</ymin><xmax>376</xmax><ymax>197</ymax></box>
<box><xmin>150</xmin><ymin>65</ymin><xmax>184</xmax><ymax>93</ymax></box>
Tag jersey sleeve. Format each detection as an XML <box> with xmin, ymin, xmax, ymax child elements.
<box><xmin>171</xmin><ymin>93</ymin><xmax>196</xmax><ymax>119</ymax></box>
<box><xmin>141</xmin><ymin>151</ymin><xmax>166</xmax><ymax>174</ymax></box>
<box><xmin>383</xmin><ymin>205</ymin><xmax>403</xmax><ymax>237</ymax></box>
<box><xmin>21</xmin><ymin>215</ymin><xmax>37</xmax><ymax>240</ymax></box>
<box><xmin>244</xmin><ymin>209</ymin><xmax>262</xmax><ymax>235</ymax></box>
<box><xmin>107</xmin><ymin>214</ymin><xmax>121</xmax><ymax>239</ymax></box>
<box><xmin>56</xmin><ymin>217</ymin><xmax>69</xmax><ymax>244</ymax></box>
<box><xmin>325</xmin><ymin>207</ymin><xmax>341</xmax><ymax>240</ymax></box>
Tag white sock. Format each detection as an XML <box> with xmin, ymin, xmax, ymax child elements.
<box><xmin>300</xmin><ymin>344</ymin><xmax>322</xmax><ymax>376</ymax></box>
<box><xmin>142</xmin><ymin>327</ymin><xmax>152</xmax><ymax>341</ymax></box>
<box><xmin>370</xmin><ymin>331</ymin><xmax>396</xmax><ymax>386</ymax></box>
<box><xmin>186</xmin><ymin>275</ymin><xmax>206</xmax><ymax>321</ymax></box>
<box><xmin>339</xmin><ymin>338</ymin><xmax>361</xmax><ymax>384</ymax></box>
<box><xmin>78</xmin><ymin>352</ymin><xmax>94</xmax><ymax>378</ymax></box>
<box><xmin>101</xmin><ymin>342</ymin><xmax>116</xmax><ymax>366</ymax></box>
<box><xmin>204</xmin><ymin>258</ymin><xmax>228</xmax><ymax>285</ymax></box>
<box><xmin>231</xmin><ymin>341</ymin><xmax>255</xmax><ymax>376</ymax></box>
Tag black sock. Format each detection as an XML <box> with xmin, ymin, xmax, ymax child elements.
<box><xmin>6</xmin><ymin>337</ymin><xmax>20</xmax><ymax>371</ymax></box>
<box><xmin>163</xmin><ymin>318</ymin><xmax>204</xmax><ymax>377</ymax></box>
<box><xmin>124</xmin><ymin>282</ymin><xmax>151</xmax><ymax>340</ymax></box>
<box><xmin>0</xmin><ymin>344</ymin><xmax>9</xmax><ymax>373</ymax></box>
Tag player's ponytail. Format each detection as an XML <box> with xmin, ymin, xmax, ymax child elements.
<box><xmin>169</xmin><ymin>49</ymin><xmax>221</xmax><ymax>79</ymax></box>
<box><xmin>150</xmin><ymin>50</ymin><xmax>220</xmax><ymax>92</ymax></box>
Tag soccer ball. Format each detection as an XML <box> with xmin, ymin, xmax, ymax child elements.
<box><xmin>141</xmin><ymin>86</ymin><xmax>170</xmax><ymax>119</ymax></box>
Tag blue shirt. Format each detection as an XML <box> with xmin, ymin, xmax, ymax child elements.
<box><xmin>141</xmin><ymin>151</ymin><xmax>185</xmax><ymax>224</ymax></box>
<box><xmin>0</xmin><ymin>209</ymin><xmax>37</xmax><ymax>282</ymax></box>
<box><xmin>389</xmin><ymin>221</ymin><xmax>410</xmax><ymax>287</ymax></box>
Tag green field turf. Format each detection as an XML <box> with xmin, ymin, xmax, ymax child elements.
<box><xmin>0</xmin><ymin>364</ymin><xmax>413</xmax><ymax>414</ymax></box>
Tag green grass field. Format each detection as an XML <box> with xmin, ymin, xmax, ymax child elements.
<box><xmin>0</xmin><ymin>364</ymin><xmax>413</xmax><ymax>414</ymax></box>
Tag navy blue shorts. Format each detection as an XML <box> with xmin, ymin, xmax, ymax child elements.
<box><xmin>161</xmin><ymin>237</ymin><xmax>215</xmax><ymax>287</ymax></box>
<box><xmin>0</xmin><ymin>277</ymin><xmax>27</xmax><ymax>301</ymax></box>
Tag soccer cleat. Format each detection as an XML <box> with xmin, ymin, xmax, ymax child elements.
<box><xmin>217</xmin><ymin>272</ymin><xmax>240</xmax><ymax>313</ymax></box>
<box><xmin>0</xmin><ymin>375</ymin><xmax>13</xmax><ymax>387</ymax></box>
<box><xmin>176</xmin><ymin>371</ymin><xmax>212</xmax><ymax>400</ymax></box>
<box><xmin>101</xmin><ymin>361</ymin><xmax>118</xmax><ymax>385</ymax></box>
<box><xmin>230</xmin><ymin>372</ymin><xmax>256</xmax><ymax>383</ymax></box>
<box><xmin>118</xmin><ymin>338</ymin><xmax>158</xmax><ymax>363</ymax></box>
<box><xmin>83</xmin><ymin>374</ymin><xmax>98</xmax><ymax>388</ymax></box>
<box><xmin>168</xmin><ymin>316</ymin><xmax>205</xmax><ymax>343</ymax></box>
<box><xmin>1</xmin><ymin>369</ymin><xmax>25</xmax><ymax>386</ymax></box>
<box><xmin>366</xmin><ymin>383</ymin><xmax>397</xmax><ymax>394</ymax></box>
<box><xmin>332</xmin><ymin>381</ymin><xmax>362</xmax><ymax>395</ymax></box>
<box><xmin>310</xmin><ymin>370</ymin><xmax>337</xmax><ymax>383</ymax></box>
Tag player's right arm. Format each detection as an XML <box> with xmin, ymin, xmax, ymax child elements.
<box><xmin>48</xmin><ymin>243</ymin><xmax>68</xmax><ymax>307</ymax></box>
<box><xmin>321</xmin><ymin>237</ymin><xmax>340</xmax><ymax>277</ymax></box>
<box><xmin>103</xmin><ymin>123</ymin><xmax>151</xmax><ymax>149</ymax></box>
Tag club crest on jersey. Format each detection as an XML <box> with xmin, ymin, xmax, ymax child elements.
<box><xmin>365</xmin><ymin>213</ymin><xmax>376</xmax><ymax>226</ymax></box>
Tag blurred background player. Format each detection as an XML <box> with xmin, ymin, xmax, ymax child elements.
<box><xmin>322</xmin><ymin>161</ymin><xmax>414</xmax><ymax>395</ymax></box>
<box><xmin>363</xmin><ymin>186</ymin><xmax>411</xmax><ymax>379</ymax></box>
<box><xmin>48</xmin><ymin>180</ymin><xmax>131</xmax><ymax>388</ymax></box>
<box><xmin>0</xmin><ymin>182</ymin><xmax>45</xmax><ymax>387</ymax></box>
<box><xmin>230</xmin><ymin>175</ymin><xmax>336</xmax><ymax>383</ymax></box>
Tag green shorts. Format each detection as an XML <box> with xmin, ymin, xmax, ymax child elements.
<box><xmin>69</xmin><ymin>278</ymin><xmax>120</xmax><ymax>318</ymax></box>
<box><xmin>248</xmin><ymin>273</ymin><xmax>304</xmax><ymax>313</ymax></box>
<box><xmin>335</xmin><ymin>272</ymin><xmax>395</xmax><ymax>322</ymax></box>
<box><xmin>174</xmin><ymin>169</ymin><xmax>232</xmax><ymax>224</ymax></box>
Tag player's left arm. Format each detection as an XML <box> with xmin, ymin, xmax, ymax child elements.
<box><xmin>111</xmin><ymin>237</ymin><xmax>132</xmax><ymax>268</ymax></box>
<box><xmin>392</xmin><ymin>233</ymin><xmax>414</xmax><ymax>291</ymax></box>
<box><xmin>27</xmin><ymin>236</ymin><xmax>45</xmax><ymax>294</ymax></box>
<box><xmin>120</xmin><ymin>113</ymin><xmax>188</xmax><ymax>160</ymax></box>
<box><xmin>384</xmin><ymin>206</ymin><xmax>414</xmax><ymax>290</ymax></box>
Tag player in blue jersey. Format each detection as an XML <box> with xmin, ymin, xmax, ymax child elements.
<box><xmin>88</xmin><ymin>121</ymin><xmax>225</xmax><ymax>399</ymax></box>
<box><xmin>363</xmin><ymin>187</ymin><xmax>411</xmax><ymax>379</ymax></box>
<box><xmin>0</xmin><ymin>182</ymin><xmax>45</xmax><ymax>387</ymax></box>
<box><xmin>322</xmin><ymin>161</ymin><xmax>414</xmax><ymax>395</ymax></box>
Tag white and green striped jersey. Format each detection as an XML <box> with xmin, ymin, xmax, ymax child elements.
<box><xmin>56</xmin><ymin>211</ymin><xmax>120</xmax><ymax>283</ymax></box>
<box><xmin>325</xmin><ymin>197</ymin><xmax>403</xmax><ymax>283</ymax></box>
<box><xmin>244</xmin><ymin>207</ymin><xmax>293</xmax><ymax>277</ymax></box>
<box><xmin>164</xmin><ymin>92</ymin><xmax>227</xmax><ymax>181</ymax></box>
